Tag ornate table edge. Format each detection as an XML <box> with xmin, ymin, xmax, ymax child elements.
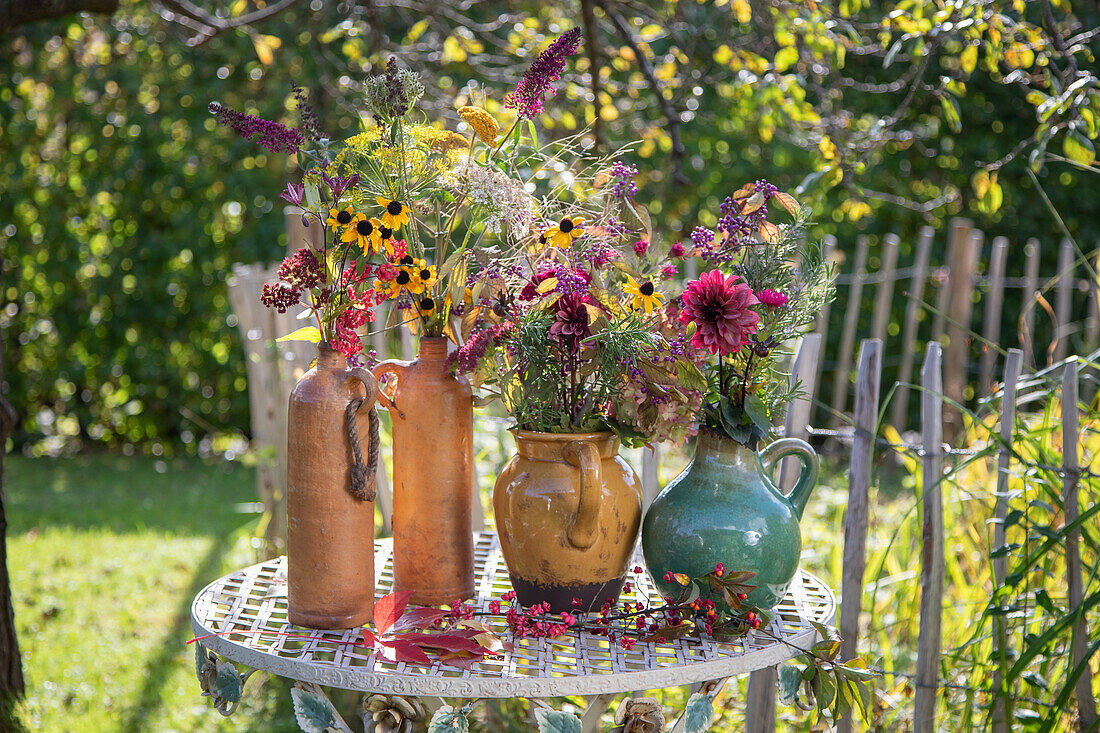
<box><xmin>189</xmin><ymin>560</ymin><xmax>836</xmax><ymax>698</ymax></box>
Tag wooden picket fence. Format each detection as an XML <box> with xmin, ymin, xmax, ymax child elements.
<box><xmin>229</xmin><ymin>213</ymin><xmax>1098</xmax><ymax>728</ymax></box>
<box><xmin>739</xmin><ymin>339</ymin><xmax>1097</xmax><ymax>733</ymax></box>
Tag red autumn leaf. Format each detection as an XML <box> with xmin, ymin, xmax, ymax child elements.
<box><xmin>437</xmin><ymin>651</ymin><xmax>482</xmax><ymax>670</ymax></box>
<box><xmin>642</xmin><ymin>622</ymin><xmax>694</xmax><ymax>643</ymax></box>
<box><xmin>377</xmin><ymin>639</ymin><xmax>432</xmax><ymax>666</ymax></box>
<box><xmin>374</xmin><ymin>590</ymin><xmax>415</xmax><ymax>634</ymax></box>
<box><xmin>387</xmin><ymin>632</ymin><xmax>491</xmax><ymax>655</ymax></box>
<box><xmin>387</xmin><ymin>607</ymin><xmax>450</xmax><ymax>633</ymax></box>
<box><xmin>361</xmin><ymin>628</ymin><xmax>377</xmax><ymax>647</ymax></box>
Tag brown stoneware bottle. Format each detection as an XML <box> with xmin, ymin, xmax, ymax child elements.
<box><xmin>373</xmin><ymin>337</ymin><xmax>475</xmax><ymax>605</ymax></box>
<box><xmin>286</xmin><ymin>344</ymin><xmax>379</xmax><ymax>629</ymax></box>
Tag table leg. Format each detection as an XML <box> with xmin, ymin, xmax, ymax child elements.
<box><xmin>579</xmin><ymin>693</ymin><xmax>617</xmax><ymax>732</ymax></box>
<box><xmin>668</xmin><ymin>677</ymin><xmax>729</xmax><ymax>733</ymax></box>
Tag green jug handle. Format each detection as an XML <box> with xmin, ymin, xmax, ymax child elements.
<box><xmin>757</xmin><ymin>438</ymin><xmax>819</xmax><ymax>520</ymax></box>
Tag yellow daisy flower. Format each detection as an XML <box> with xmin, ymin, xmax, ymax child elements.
<box><xmin>340</xmin><ymin>214</ymin><xmax>384</xmax><ymax>254</ymax></box>
<box><xmin>406</xmin><ymin>260</ymin><xmax>437</xmax><ymax>295</ymax></box>
<box><xmin>624</xmin><ymin>275</ymin><xmax>666</xmax><ymax>314</ymax></box>
<box><xmin>458</xmin><ymin>106</ymin><xmax>500</xmax><ymax>145</ymax></box>
<box><xmin>541</xmin><ymin>216</ymin><xmax>585</xmax><ymax>250</ymax></box>
<box><xmin>377</xmin><ymin>197</ymin><xmax>411</xmax><ymax>229</ymax></box>
<box><xmin>375</xmin><ymin>277</ymin><xmax>402</xmax><ymax>300</ymax></box>
<box><xmin>415</xmin><ymin>295</ymin><xmax>437</xmax><ymax>318</ymax></box>
<box><xmin>326</xmin><ymin>206</ymin><xmax>356</xmax><ymax>228</ymax></box>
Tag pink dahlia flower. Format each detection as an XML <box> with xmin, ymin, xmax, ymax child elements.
<box><xmin>757</xmin><ymin>288</ymin><xmax>789</xmax><ymax>307</ymax></box>
<box><xmin>678</xmin><ymin>270</ymin><xmax>760</xmax><ymax>354</ymax></box>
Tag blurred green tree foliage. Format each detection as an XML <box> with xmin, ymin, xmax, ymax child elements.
<box><xmin>2</xmin><ymin>0</ymin><xmax>1097</xmax><ymax>451</ymax></box>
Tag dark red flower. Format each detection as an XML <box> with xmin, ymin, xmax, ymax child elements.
<box><xmin>679</xmin><ymin>270</ymin><xmax>760</xmax><ymax>355</ymax></box>
<box><xmin>549</xmin><ymin>294</ymin><xmax>591</xmax><ymax>351</ymax></box>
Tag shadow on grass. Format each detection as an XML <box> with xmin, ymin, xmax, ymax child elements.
<box><xmin>6</xmin><ymin>453</ymin><xmax>259</xmax><ymax>537</ymax></box>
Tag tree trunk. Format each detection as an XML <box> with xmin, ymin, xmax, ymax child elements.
<box><xmin>0</xmin><ymin>0</ymin><xmax>118</xmax><ymax>33</ymax></box>
<box><xmin>0</xmin><ymin>281</ymin><xmax>25</xmax><ymax>722</ymax></box>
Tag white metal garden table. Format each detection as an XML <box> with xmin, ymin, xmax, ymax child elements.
<box><xmin>191</xmin><ymin>532</ymin><xmax>835</xmax><ymax>731</ymax></box>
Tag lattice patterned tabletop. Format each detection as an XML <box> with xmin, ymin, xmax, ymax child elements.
<box><xmin>190</xmin><ymin>532</ymin><xmax>835</xmax><ymax>698</ymax></box>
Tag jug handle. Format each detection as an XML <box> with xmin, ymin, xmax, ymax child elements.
<box><xmin>757</xmin><ymin>438</ymin><xmax>819</xmax><ymax>520</ymax></box>
<box><xmin>344</xmin><ymin>367</ymin><xmax>380</xmax><ymax>501</ymax></box>
<box><xmin>563</xmin><ymin>441</ymin><xmax>601</xmax><ymax>550</ymax></box>
<box><xmin>371</xmin><ymin>360</ymin><xmax>409</xmax><ymax>418</ymax></box>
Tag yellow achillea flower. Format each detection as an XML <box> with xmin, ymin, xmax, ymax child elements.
<box><xmin>377</xmin><ymin>197</ymin><xmax>411</xmax><ymax>229</ymax></box>
<box><xmin>458</xmin><ymin>106</ymin><xmax>500</xmax><ymax>145</ymax></box>
<box><xmin>623</xmin><ymin>275</ymin><xmax>666</xmax><ymax>314</ymax></box>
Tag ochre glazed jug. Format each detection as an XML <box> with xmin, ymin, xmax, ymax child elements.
<box><xmin>641</xmin><ymin>429</ymin><xmax>819</xmax><ymax>612</ymax></box>
<box><xmin>373</xmin><ymin>337</ymin><xmax>475</xmax><ymax>605</ymax></box>
<box><xmin>286</xmin><ymin>345</ymin><xmax>379</xmax><ymax>629</ymax></box>
<box><xmin>493</xmin><ymin>430</ymin><xmax>642</xmax><ymax>613</ymax></box>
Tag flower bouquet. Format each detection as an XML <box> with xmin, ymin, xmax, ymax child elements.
<box><xmin>642</xmin><ymin>181</ymin><xmax>836</xmax><ymax>612</ymax></box>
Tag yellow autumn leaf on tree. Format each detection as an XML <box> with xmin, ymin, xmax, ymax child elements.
<box><xmin>251</xmin><ymin>34</ymin><xmax>281</xmax><ymax>66</ymax></box>
<box><xmin>732</xmin><ymin>0</ymin><xmax>752</xmax><ymax>24</ymax></box>
<box><xmin>960</xmin><ymin>44</ymin><xmax>977</xmax><ymax>73</ymax></box>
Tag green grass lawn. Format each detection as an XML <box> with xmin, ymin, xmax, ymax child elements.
<box><xmin>8</xmin><ymin>453</ymin><xmax>299</xmax><ymax>733</ymax></box>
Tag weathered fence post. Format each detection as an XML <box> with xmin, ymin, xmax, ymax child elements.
<box><xmin>891</xmin><ymin>226</ymin><xmax>934</xmax><ymax>431</ymax></box>
<box><xmin>227</xmin><ymin>263</ymin><xmax>286</xmax><ymax>556</ymax></box>
<box><xmin>943</xmin><ymin>225</ymin><xmax>980</xmax><ymax>439</ymax></box>
<box><xmin>871</xmin><ymin>233</ymin><xmax>900</xmax><ymax>346</ymax></box>
<box><xmin>641</xmin><ymin>446</ymin><xmax>661</xmax><ymax>508</ymax></box>
<box><xmin>812</xmin><ymin>235</ymin><xmax>838</xmax><ymax>423</ymax></box>
<box><xmin>991</xmin><ymin>348</ymin><xmax>1022</xmax><ymax>733</ymax></box>
<box><xmin>1020</xmin><ymin>239</ymin><xmax>1040</xmax><ymax>369</ymax></box>
<box><xmin>830</xmin><ymin>236</ymin><xmax>870</xmax><ymax>427</ymax></box>
<box><xmin>1054</xmin><ymin>239</ymin><xmax>1074</xmax><ymax>363</ymax></box>
<box><xmin>744</xmin><ymin>333</ymin><xmax>822</xmax><ymax>733</ymax></box>
<box><xmin>914</xmin><ymin>343</ymin><xmax>944</xmax><ymax>733</ymax></box>
<box><xmin>838</xmin><ymin>339</ymin><xmax>881</xmax><ymax>733</ymax></box>
<box><xmin>979</xmin><ymin>237</ymin><xmax>1008</xmax><ymax>399</ymax></box>
<box><xmin>1062</xmin><ymin>359</ymin><xmax>1098</xmax><ymax>729</ymax></box>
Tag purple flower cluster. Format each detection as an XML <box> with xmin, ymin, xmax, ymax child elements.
<box><xmin>384</xmin><ymin>57</ymin><xmax>411</xmax><ymax>118</ymax></box>
<box><xmin>714</xmin><ymin>179</ymin><xmax>779</xmax><ymax>255</ymax></box>
<box><xmin>691</xmin><ymin>226</ymin><xmax>715</xmax><ymax>250</ymax></box>
<box><xmin>449</xmin><ymin>322</ymin><xmax>512</xmax><ymax>373</ymax></box>
<box><xmin>609</xmin><ymin>161</ymin><xmax>639</xmax><ymax>199</ymax></box>
<box><xmin>504</xmin><ymin>28</ymin><xmax>583</xmax><ymax>118</ymax></box>
<box><xmin>208</xmin><ymin>102</ymin><xmax>304</xmax><ymax>155</ymax></box>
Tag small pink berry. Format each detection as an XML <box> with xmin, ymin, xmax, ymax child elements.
<box><xmin>633</xmin><ymin>566</ymin><xmax>643</xmax><ymax>574</ymax></box>
<box><xmin>489</xmin><ymin>600</ymin><xmax>501</xmax><ymax>614</ymax></box>
<box><xmin>715</xmin><ymin>562</ymin><xmax>725</xmax><ymax>577</ymax></box>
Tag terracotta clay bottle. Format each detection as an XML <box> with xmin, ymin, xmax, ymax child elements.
<box><xmin>286</xmin><ymin>345</ymin><xmax>379</xmax><ymax>629</ymax></box>
<box><xmin>373</xmin><ymin>337</ymin><xmax>475</xmax><ymax>605</ymax></box>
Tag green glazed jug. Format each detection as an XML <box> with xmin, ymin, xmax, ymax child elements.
<box><xmin>641</xmin><ymin>429</ymin><xmax>819</xmax><ymax>612</ymax></box>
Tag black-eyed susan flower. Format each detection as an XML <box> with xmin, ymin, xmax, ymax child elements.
<box><xmin>326</xmin><ymin>206</ymin><xmax>355</xmax><ymax>228</ymax></box>
<box><xmin>416</xmin><ymin>296</ymin><xmax>437</xmax><ymax>317</ymax></box>
<box><xmin>541</xmin><ymin>216</ymin><xmax>585</xmax><ymax>250</ymax></box>
<box><xmin>406</xmin><ymin>259</ymin><xmax>437</xmax><ymax>295</ymax></box>
<box><xmin>377</xmin><ymin>197</ymin><xmax>410</xmax><ymax>229</ymax></box>
<box><xmin>624</xmin><ymin>275</ymin><xmax>666</xmax><ymax>314</ymax></box>
<box><xmin>341</xmin><ymin>214</ymin><xmax>384</xmax><ymax>253</ymax></box>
